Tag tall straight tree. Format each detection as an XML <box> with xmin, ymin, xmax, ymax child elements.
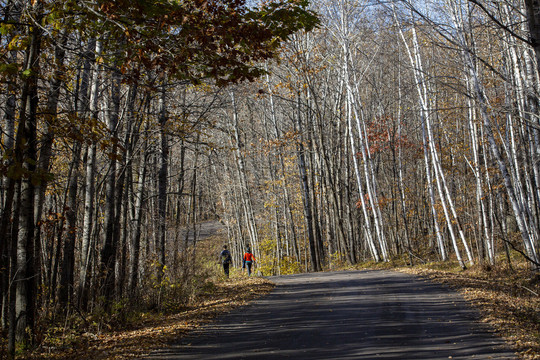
<box><xmin>100</xmin><ymin>66</ymin><xmax>122</xmax><ymax>302</ymax></box>
<box><xmin>157</xmin><ymin>87</ymin><xmax>168</xmax><ymax>282</ymax></box>
<box><xmin>0</xmin><ymin>0</ymin><xmax>23</xmax><ymax>332</ymax></box>
<box><xmin>78</xmin><ymin>39</ymin><xmax>102</xmax><ymax>308</ymax></box>
<box><xmin>13</xmin><ymin>0</ymin><xmax>43</xmax><ymax>346</ymax></box>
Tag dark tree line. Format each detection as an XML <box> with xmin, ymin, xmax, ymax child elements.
<box><xmin>0</xmin><ymin>0</ymin><xmax>317</xmax><ymax>356</ymax></box>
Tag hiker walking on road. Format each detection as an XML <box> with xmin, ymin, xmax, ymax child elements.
<box><xmin>242</xmin><ymin>247</ymin><xmax>256</xmax><ymax>276</ymax></box>
<box><xmin>220</xmin><ymin>245</ymin><xmax>232</xmax><ymax>278</ymax></box>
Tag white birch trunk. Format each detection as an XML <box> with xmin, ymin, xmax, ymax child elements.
<box><xmin>345</xmin><ymin>97</ymin><xmax>381</xmax><ymax>261</ymax></box>
<box><xmin>333</xmin><ymin>1</ymin><xmax>384</xmax><ymax>261</ymax></box>
<box><xmin>413</xmin><ymin>24</ymin><xmax>472</xmax><ymax>267</ymax></box>
<box><xmin>79</xmin><ymin>39</ymin><xmax>102</xmax><ymax>299</ymax></box>
<box><xmin>449</xmin><ymin>0</ymin><xmax>539</xmax><ymax>266</ymax></box>
<box><xmin>393</xmin><ymin>6</ymin><xmax>449</xmax><ymax>262</ymax></box>
<box><xmin>230</xmin><ymin>92</ymin><xmax>259</xmax><ymax>252</ymax></box>
<box><xmin>466</xmin><ymin>83</ymin><xmax>494</xmax><ymax>264</ymax></box>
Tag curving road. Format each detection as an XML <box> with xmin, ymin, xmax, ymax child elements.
<box><xmin>144</xmin><ymin>270</ymin><xmax>517</xmax><ymax>359</ymax></box>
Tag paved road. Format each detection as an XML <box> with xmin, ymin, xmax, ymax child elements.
<box><xmin>178</xmin><ymin>221</ymin><xmax>225</xmax><ymax>244</ymax></box>
<box><xmin>145</xmin><ymin>270</ymin><xmax>517</xmax><ymax>359</ymax></box>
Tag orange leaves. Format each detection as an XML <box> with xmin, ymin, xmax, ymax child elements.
<box><xmin>362</xmin><ymin>114</ymin><xmax>421</xmax><ymax>156</ymax></box>
<box><xmin>356</xmin><ymin>193</ymin><xmax>394</xmax><ymax>210</ymax></box>
<box><xmin>259</xmin><ymin>130</ymin><xmax>300</xmax><ymax>154</ymax></box>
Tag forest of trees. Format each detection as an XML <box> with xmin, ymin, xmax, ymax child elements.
<box><xmin>0</xmin><ymin>0</ymin><xmax>318</xmax><ymax>355</ymax></box>
<box><xmin>218</xmin><ymin>0</ymin><xmax>540</xmax><ymax>274</ymax></box>
<box><xmin>1</xmin><ymin>0</ymin><xmax>540</xmax><ymax>356</ymax></box>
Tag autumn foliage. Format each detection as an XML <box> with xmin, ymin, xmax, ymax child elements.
<box><xmin>0</xmin><ymin>0</ymin><xmax>318</xmax><ymax>357</ymax></box>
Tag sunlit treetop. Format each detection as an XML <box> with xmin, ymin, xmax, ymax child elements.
<box><xmin>64</xmin><ymin>0</ymin><xmax>319</xmax><ymax>85</ymax></box>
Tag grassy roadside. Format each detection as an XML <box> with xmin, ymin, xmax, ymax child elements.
<box><xmin>353</xmin><ymin>260</ymin><xmax>540</xmax><ymax>360</ymax></box>
<box><xmin>0</xmin><ymin>233</ymin><xmax>275</xmax><ymax>360</ymax></box>
<box><xmin>22</xmin><ymin>275</ymin><xmax>274</xmax><ymax>360</ymax></box>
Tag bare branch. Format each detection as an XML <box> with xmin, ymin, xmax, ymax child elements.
<box><xmin>467</xmin><ymin>0</ymin><xmax>532</xmax><ymax>45</ymax></box>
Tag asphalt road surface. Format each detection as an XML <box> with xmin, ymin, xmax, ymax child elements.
<box><xmin>144</xmin><ymin>270</ymin><xmax>517</xmax><ymax>359</ymax></box>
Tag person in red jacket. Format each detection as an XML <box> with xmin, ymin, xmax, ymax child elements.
<box><xmin>242</xmin><ymin>247</ymin><xmax>256</xmax><ymax>276</ymax></box>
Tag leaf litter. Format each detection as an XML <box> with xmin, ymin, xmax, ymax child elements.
<box><xmin>26</xmin><ymin>277</ymin><xmax>274</xmax><ymax>360</ymax></box>
<box><xmin>397</xmin><ymin>264</ymin><xmax>540</xmax><ymax>360</ymax></box>
<box><xmin>9</xmin><ymin>260</ymin><xmax>538</xmax><ymax>360</ymax></box>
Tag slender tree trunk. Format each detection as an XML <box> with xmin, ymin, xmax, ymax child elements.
<box><xmin>294</xmin><ymin>93</ymin><xmax>320</xmax><ymax>271</ymax></box>
<box><xmin>35</xmin><ymin>31</ymin><xmax>68</xmax><ymax>299</ymax></box>
<box><xmin>334</xmin><ymin>7</ymin><xmax>384</xmax><ymax>262</ymax></box>
<box><xmin>7</xmin><ymin>181</ymin><xmax>20</xmax><ymax>358</ymax></box>
<box><xmin>157</xmin><ymin>88</ymin><xmax>168</xmax><ymax>282</ymax></box>
<box><xmin>100</xmin><ymin>68</ymin><xmax>122</xmax><ymax>303</ymax></box>
<box><xmin>393</xmin><ymin>8</ymin><xmax>455</xmax><ymax>264</ymax></box>
<box><xmin>230</xmin><ymin>91</ymin><xmax>259</xmax><ymax>250</ymax></box>
<box><xmin>345</xmin><ymin>91</ymin><xmax>380</xmax><ymax>262</ymax></box>
<box><xmin>524</xmin><ymin>0</ymin><xmax>540</xmax><ymax>79</ymax></box>
<box><xmin>1</xmin><ymin>2</ymin><xmax>22</xmax><ymax>332</ymax></box>
<box><xmin>129</xmin><ymin>123</ymin><xmax>148</xmax><ymax>296</ymax></box>
<box><xmin>15</xmin><ymin>2</ymin><xmax>43</xmax><ymax>344</ymax></box>
<box><xmin>59</xmin><ymin>142</ymin><xmax>82</xmax><ymax>308</ymax></box>
<box><xmin>264</xmin><ymin>71</ymin><xmax>299</xmax><ymax>260</ymax></box>
<box><xmin>117</xmin><ymin>84</ymin><xmax>138</xmax><ymax>298</ymax></box>
<box><xmin>78</xmin><ymin>39</ymin><xmax>102</xmax><ymax>308</ymax></box>
<box><xmin>395</xmin><ymin>56</ymin><xmax>414</xmax><ymax>264</ymax></box>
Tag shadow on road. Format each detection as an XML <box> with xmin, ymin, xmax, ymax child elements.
<box><xmin>145</xmin><ymin>270</ymin><xmax>516</xmax><ymax>359</ymax></box>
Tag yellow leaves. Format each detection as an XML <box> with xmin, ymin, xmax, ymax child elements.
<box><xmin>187</xmin><ymin>82</ymin><xmax>213</xmax><ymax>93</ymax></box>
<box><xmin>0</xmin><ymin>23</ymin><xmax>15</xmax><ymax>35</ymax></box>
<box><xmin>7</xmin><ymin>34</ymin><xmax>29</xmax><ymax>51</ymax></box>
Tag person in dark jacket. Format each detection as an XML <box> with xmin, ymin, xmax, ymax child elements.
<box><xmin>242</xmin><ymin>247</ymin><xmax>256</xmax><ymax>276</ymax></box>
<box><xmin>220</xmin><ymin>245</ymin><xmax>232</xmax><ymax>278</ymax></box>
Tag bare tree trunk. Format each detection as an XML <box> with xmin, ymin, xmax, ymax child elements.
<box><xmin>264</xmin><ymin>69</ymin><xmax>300</xmax><ymax>260</ymax></box>
<box><xmin>129</xmin><ymin>122</ymin><xmax>148</xmax><ymax>296</ymax></box>
<box><xmin>35</xmin><ymin>31</ymin><xmax>68</xmax><ymax>298</ymax></box>
<box><xmin>7</xmin><ymin>181</ymin><xmax>20</xmax><ymax>358</ymax></box>
<box><xmin>0</xmin><ymin>36</ymin><xmax>17</xmax><ymax>329</ymax></box>
<box><xmin>78</xmin><ymin>39</ymin><xmax>102</xmax><ymax>308</ymax></box>
<box><xmin>15</xmin><ymin>2</ymin><xmax>43</xmax><ymax>344</ymax></box>
<box><xmin>345</xmin><ymin>91</ymin><xmax>380</xmax><ymax>262</ymax></box>
<box><xmin>100</xmin><ymin>68</ymin><xmax>122</xmax><ymax>303</ymax></box>
<box><xmin>157</xmin><ymin>88</ymin><xmax>168</xmax><ymax>282</ymax></box>
<box><xmin>524</xmin><ymin>0</ymin><xmax>540</xmax><ymax>77</ymax></box>
<box><xmin>452</xmin><ymin>0</ymin><xmax>539</xmax><ymax>267</ymax></box>
<box><xmin>60</xmin><ymin>142</ymin><xmax>82</xmax><ymax>307</ymax></box>
<box><xmin>331</xmin><ymin>2</ymin><xmax>386</xmax><ymax>263</ymax></box>
<box><xmin>117</xmin><ymin>83</ymin><xmax>138</xmax><ymax>298</ymax></box>
<box><xmin>294</xmin><ymin>93</ymin><xmax>320</xmax><ymax>271</ymax></box>
<box><xmin>230</xmin><ymin>91</ymin><xmax>259</xmax><ymax>250</ymax></box>
<box><xmin>393</xmin><ymin>8</ymin><xmax>459</xmax><ymax>265</ymax></box>
<box><xmin>395</xmin><ymin>58</ymin><xmax>414</xmax><ymax>264</ymax></box>
<box><xmin>466</xmin><ymin>74</ymin><xmax>493</xmax><ymax>264</ymax></box>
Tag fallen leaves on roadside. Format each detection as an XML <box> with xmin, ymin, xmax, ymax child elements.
<box><xmin>398</xmin><ymin>265</ymin><xmax>540</xmax><ymax>360</ymax></box>
<box><xmin>28</xmin><ymin>277</ymin><xmax>274</xmax><ymax>360</ymax></box>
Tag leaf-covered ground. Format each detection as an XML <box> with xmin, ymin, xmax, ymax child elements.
<box><xmin>24</xmin><ymin>276</ymin><xmax>274</xmax><ymax>360</ymax></box>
